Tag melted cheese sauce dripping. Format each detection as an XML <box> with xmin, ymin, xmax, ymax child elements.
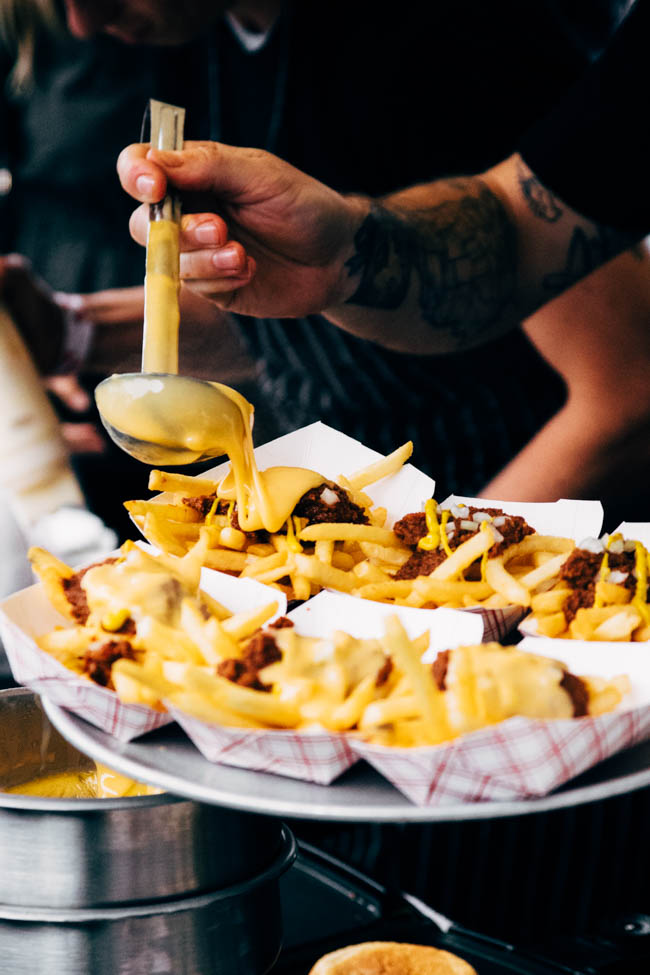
<box><xmin>81</xmin><ymin>546</ymin><xmax>191</xmax><ymax>628</ymax></box>
<box><xmin>99</xmin><ymin>209</ymin><xmax>324</xmax><ymax>532</ymax></box>
<box><xmin>96</xmin><ymin>375</ymin><xmax>324</xmax><ymax>533</ymax></box>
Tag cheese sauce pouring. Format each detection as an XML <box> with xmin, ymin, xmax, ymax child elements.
<box><xmin>96</xmin><ymin>99</ymin><xmax>323</xmax><ymax>532</ymax></box>
<box><xmin>95</xmin><ymin>372</ymin><xmax>324</xmax><ymax>532</ymax></box>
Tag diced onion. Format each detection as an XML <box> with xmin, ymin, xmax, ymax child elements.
<box><xmin>460</xmin><ymin>519</ymin><xmax>480</xmax><ymax>531</ymax></box>
<box><xmin>579</xmin><ymin>537</ymin><xmax>604</xmax><ymax>554</ymax></box>
<box><xmin>492</xmin><ymin>516</ymin><xmax>506</xmax><ymax>527</ymax></box>
<box><xmin>320</xmin><ymin>487</ymin><xmax>339</xmax><ymax>505</ymax></box>
<box><xmin>472</xmin><ymin>511</ymin><xmax>492</xmax><ymax>523</ymax></box>
<box><xmin>491</xmin><ymin>527</ymin><xmax>504</xmax><ymax>544</ymax></box>
<box><xmin>609</xmin><ymin>539</ymin><xmax>624</xmax><ymax>555</ymax></box>
<box><xmin>607</xmin><ymin>570</ymin><xmax>628</xmax><ymax>584</ymax></box>
<box><xmin>624</xmin><ymin>539</ymin><xmax>637</xmax><ymax>552</ymax></box>
<box><xmin>450</xmin><ymin>504</ymin><xmax>467</xmax><ymax>518</ymax></box>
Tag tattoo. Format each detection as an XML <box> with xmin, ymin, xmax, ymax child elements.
<box><xmin>516</xmin><ymin>159</ymin><xmax>562</xmax><ymax>222</ymax></box>
<box><xmin>345</xmin><ymin>181</ymin><xmax>517</xmax><ymax>347</ymax></box>
<box><xmin>543</xmin><ymin>225</ymin><xmax>623</xmax><ymax>294</ymax></box>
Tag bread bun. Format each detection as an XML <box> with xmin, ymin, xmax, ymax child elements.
<box><xmin>308</xmin><ymin>941</ymin><xmax>478</xmax><ymax>974</ymax></box>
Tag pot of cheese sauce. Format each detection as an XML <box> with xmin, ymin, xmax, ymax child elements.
<box><xmin>0</xmin><ymin>688</ymin><xmax>284</xmax><ymax>909</ymax></box>
<box><xmin>0</xmin><ymin>825</ymin><xmax>295</xmax><ymax>975</ymax></box>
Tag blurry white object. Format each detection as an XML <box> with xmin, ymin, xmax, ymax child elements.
<box><xmin>29</xmin><ymin>507</ymin><xmax>117</xmax><ymax>567</ymax></box>
<box><xmin>0</xmin><ymin>492</ymin><xmax>33</xmax><ymax>677</ymax></box>
<box><xmin>0</xmin><ymin>302</ymin><xmax>84</xmax><ymax>529</ymax></box>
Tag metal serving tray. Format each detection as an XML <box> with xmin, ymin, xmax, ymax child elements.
<box><xmin>43</xmin><ymin>699</ymin><xmax>650</xmax><ymax>822</ymax></box>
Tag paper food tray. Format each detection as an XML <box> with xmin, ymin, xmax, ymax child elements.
<box><xmin>136</xmin><ymin>423</ymin><xmax>602</xmax><ymax>641</ymax></box>
<box><xmin>305</xmin><ymin>495</ymin><xmax>602</xmax><ymax>641</ymax></box>
<box><xmin>519</xmin><ymin>521</ymin><xmax>649</xmax><ymax>640</ymax></box>
<box><xmin>168</xmin><ymin>592</ymin><xmax>649</xmax><ymax>805</ymax></box>
<box><xmin>140</xmin><ymin>420</ymin><xmax>435</xmax><ymax>531</ymax></box>
<box><xmin>0</xmin><ymin>564</ymin><xmax>287</xmax><ymax>743</ymax></box>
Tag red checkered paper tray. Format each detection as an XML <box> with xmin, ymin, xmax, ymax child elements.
<box><xmin>140</xmin><ymin>420</ymin><xmax>436</xmax><ymax>540</ymax></box>
<box><xmin>138</xmin><ymin>421</ymin><xmax>603</xmax><ymax>641</ymax></box>
<box><xmin>519</xmin><ymin>520</ymin><xmax>650</xmax><ymax>640</ymax></box>
<box><xmin>440</xmin><ymin>495</ymin><xmax>604</xmax><ymax>641</ymax></box>
<box><xmin>0</xmin><ymin>564</ymin><xmax>287</xmax><ymax>742</ymax></box>
<box><xmin>168</xmin><ymin>591</ymin><xmax>648</xmax><ymax>805</ymax></box>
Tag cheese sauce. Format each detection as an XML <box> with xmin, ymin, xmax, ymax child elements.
<box><xmin>142</xmin><ymin>220</ymin><xmax>180</xmax><ymax>374</ymax></box>
<box><xmin>3</xmin><ymin>765</ymin><xmax>159</xmax><ymax>798</ymax></box>
<box><xmin>98</xmin><ymin>214</ymin><xmax>325</xmax><ymax>532</ymax></box>
<box><xmin>96</xmin><ymin>374</ymin><xmax>324</xmax><ymax>534</ymax></box>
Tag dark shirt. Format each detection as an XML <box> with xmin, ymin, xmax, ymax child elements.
<box><xmin>0</xmin><ymin>1</ymin><xmax>623</xmax><ymax>498</ymax></box>
<box><xmin>520</xmin><ymin>0</ymin><xmax>650</xmax><ymax>235</ymax></box>
<box><xmin>201</xmin><ymin>1</ymin><xmax>617</xmax><ymax>494</ymax></box>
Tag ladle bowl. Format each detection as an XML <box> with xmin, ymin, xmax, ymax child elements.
<box><xmin>95</xmin><ymin>373</ymin><xmax>244</xmax><ymax>467</ymax></box>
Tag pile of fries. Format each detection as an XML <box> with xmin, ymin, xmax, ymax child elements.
<box><xmin>28</xmin><ymin>538</ymin><xmax>280</xmax><ymax>710</ymax></box>
<box><xmin>528</xmin><ymin>533</ymin><xmax>650</xmax><ymax>641</ymax></box>
<box><xmin>125</xmin><ymin>447</ymin><xmax>582</xmax><ymax>613</ymax></box>
<box><xmin>27</xmin><ymin>535</ymin><xmax>628</xmax><ymax>745</ymax></box>
<box><xmin>152</xmin><ymin>624</ymin><xmax>627</xmax><ymax>746</ymax></box>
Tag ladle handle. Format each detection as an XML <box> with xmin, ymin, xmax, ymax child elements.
<box><xmin>142</xmin><ymin>99</ymin><xmax>186</xmax><ymax>375</ymax></box>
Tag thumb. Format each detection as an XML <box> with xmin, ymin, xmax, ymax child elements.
<box><xmin>148</xmin><ymin>142</ymin><xmax>299</xmax><ymax>204</ymax></box>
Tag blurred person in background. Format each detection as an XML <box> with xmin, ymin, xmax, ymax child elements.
<box><xmin>2</xmin><ymin>0</ymin><xmax>648</xmax><ymax>544</ymax></box>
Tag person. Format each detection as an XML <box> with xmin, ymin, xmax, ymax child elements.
<box><xmin>4</xmin><ymin>0</ymin><xmax>649</xmax><ymax>531</ymax></box>
<box><xmin>5</xmin><ymin>0</ymin><xmax>649</xmax><ymax>937</ymax></box>
<box><xmin>112</xmin><ymin>0</ymin><xmax>650</xmax><ymax>522</ymax></box>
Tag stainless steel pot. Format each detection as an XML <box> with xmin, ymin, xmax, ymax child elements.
<box><xmin>0</xmin><ymin>688</ymin><xmax>282</xmax><ymax>907</ymax></box>
<box><xmin>0</xmin><ymin>826</ymin><xmax>296</xmax><ymax>975</ymax></box>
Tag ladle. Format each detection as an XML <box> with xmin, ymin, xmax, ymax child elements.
<box><xmin>95</xmin><ymin>99</ymin><xmax>239</xmax><ymax>467</ymax></box>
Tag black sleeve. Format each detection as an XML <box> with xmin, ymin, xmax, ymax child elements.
<box><xmin>518</xmin><ymin>0</ymin><xmax>650</xmax><ymax>236</ymax></box>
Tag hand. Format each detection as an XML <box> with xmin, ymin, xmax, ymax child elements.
<box><xmin>117</xmin><ymin>141</ymin><xmax>366</xmax><ymax>318</ymax></box>
<box><xmin>0</xmin><ymin>255</ymin><xmax>65</xmax><ymax>373</ymax></box>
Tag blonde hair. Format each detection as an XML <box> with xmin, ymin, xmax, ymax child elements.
<box><xmin>0</xmin><ymin>0</ymin><xmax>61</xmax><ymax>92</ymax></box>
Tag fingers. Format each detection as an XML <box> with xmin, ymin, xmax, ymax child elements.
<box><xmin>119</xmin><ymin>141</ymin><xmax>286</xmax><ymax>203</ymax></box>
<box><xmin>55</xmin><ymin>286</ymin><xmax>145</xmax><ymax>325</ymax></box>
<box><xmin>181</xmin><ymin>256</ymin><xmax>256</xmax><ymax>303</ymax></box>
<box><xmin>129</xmin><ymin>207</ymin><xmax>231</xmax><ymax>249</ymax></box>
<box><xmin>60</xmin><ymin>422</ymin><xmax>106</xmax><ymax>454</ymax></box>
<box><xmin>127</xmin><ymin>206</ymin><xmax>253</xmax><ymax>294</ymax></box>
<box><xmin>117</xmin><ymin>143</ymin><xmax>168</xmax><ymax>203</ymax></box>
<box><xmin>44</xmin><ymin>375</ymin><xmax>91</xmax><ymax>412</ymax></box>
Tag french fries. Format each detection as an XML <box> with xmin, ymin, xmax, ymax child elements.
<box><xmin>527</xmin><ymin>533</ymin><xmax>650</xmax><ymax>641</ymax></box>
<box><xmin>27</xmin><ymin>537</ymin><xmax>630</xmax><ymax>748</ymax></box>
<box><xmin>124</xmin><ymin>442</ymin><xmax>424</xmax><ymax>603</ymax></box>
<box><xmin>28</xmin><ymin>539</ymin><xmax>280</xmax><ymax>707</ymax></box>
<box><xmin>125</xmin><ymin>447</ymin><xmax>583</xmax><ymax>616</ymax></box>
<box><xmin>116</xmin><ymin>617</ymin><xmax>627</xmax><ymax>746</ymax></box>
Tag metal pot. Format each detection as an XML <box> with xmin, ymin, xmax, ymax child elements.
<box><xmin>0</xmin><ymin>688</ymin><xmax>283</xmax><ymax>907</ymax></box>
<box><xmin>0</xmin><ymin>826</ymin><xmax>296</xmax><ymax>975</ymax></box>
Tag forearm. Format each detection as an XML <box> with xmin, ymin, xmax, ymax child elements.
<box><xmin>325</xmin><ymin>155</ymin><xmax>635</xmax><ymax>354</ymax></box>
<box><xmin>482</xmin><ymin>397</ymin><xmax>650</xmax><ymax>503</ymax></box>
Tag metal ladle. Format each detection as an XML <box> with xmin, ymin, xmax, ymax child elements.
<box><xmin>95</xmin><ymin>99</ymin><xmax>238</xmax><ymax>467</ymax></box>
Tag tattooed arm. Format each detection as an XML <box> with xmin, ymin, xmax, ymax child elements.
<box><xmin>118</xmin><ymin>144</ymin><xmax>638</xmax><ymax>355</ymax></box>
<box><xmin>325</xmin><ymin>153</ymin><xmax>635</xmax><ymax>353</ymax></box>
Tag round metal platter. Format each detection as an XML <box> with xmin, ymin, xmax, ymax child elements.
<box><xmin>43</xmin><ymin>699</ymin><xmax>650</xmax><ymax>822</ymax></box>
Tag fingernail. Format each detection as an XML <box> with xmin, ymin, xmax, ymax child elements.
<box><xmin>136</xmin><ymin>174</ymin><xmax>156</xmax><ymax>197</ymax></box>
<box><xmin>195</xmin><ymin>222</ymin><xmax>222</xmax><ymax>244</ymax></box>
<box><xmin>212</xmin><ymin>247</ymin><xmax>243</xmax><ymax>270</ymax></box>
